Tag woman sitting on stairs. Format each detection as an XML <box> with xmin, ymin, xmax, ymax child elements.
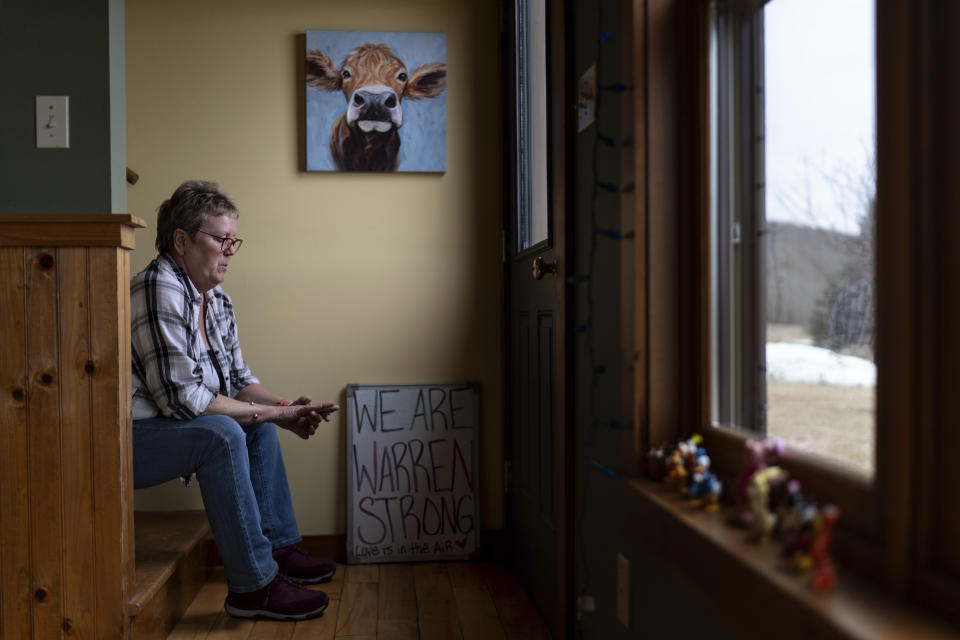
<box><xmin>130</xmin><ymin>180</ymin><xmax>338</xmax><ymax>621</ymax></box>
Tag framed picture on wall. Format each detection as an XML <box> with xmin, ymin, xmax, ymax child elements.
<box><xmin>305</xmin><ymin>30</ymin><xmax>447</xmax><ymax>172</ymax></box>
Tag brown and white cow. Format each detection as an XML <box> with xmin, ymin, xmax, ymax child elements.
<box><xmin>306</xmin><ymin>43</ymin><xmax>447</xmax><ymax>171</ymax></box>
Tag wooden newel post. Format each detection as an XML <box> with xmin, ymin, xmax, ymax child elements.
<box><xmin>0</xmin><ymin>215</ymin><xmax>145</xmax><ymax>640</ymax></box>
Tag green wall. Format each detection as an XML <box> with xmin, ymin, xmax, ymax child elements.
<box><xmin>0</xmin><ymin>0</ymin><xmax>125</xmax><ymax>214</ymax></box>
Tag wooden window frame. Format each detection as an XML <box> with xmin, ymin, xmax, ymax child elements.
<box><xmin>634</xmin><ymin>0</ymin><xmax>960</xmax><ymax>624</ymax></box>
<box><xmin>700</xmin><ymin>0</ymin><xmax>881</xmax><ymax>568</ymax></box>
<box><xmin>707</xmin><ymin>2</ymin><xmax>765</xmax><ymax>433</ymax></box>
<box><xmin>690</xmin><ymin>0</ymin><xmax>881</xmax><ymax>577</ymax></box>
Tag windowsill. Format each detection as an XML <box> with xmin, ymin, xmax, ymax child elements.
<box><xmin>623</xmin><ymin>477</ymin><xmax>957</xmax><ymax>639</ymax></box>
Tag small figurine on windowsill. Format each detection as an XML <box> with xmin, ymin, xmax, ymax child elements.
<box><xmin>746</xmin><ymin>465</ymin><xmax>790</xmax><ymax>540</ymax></box>
<box><xmin>685</xmin><ymin>450</ymin><xmax>723</xmax><ymax>511</ymax></box>
<box><xmin>733</xmin><ymin>436</ymin><xmax>785</xmax><ymax>528</ymax></box>
<box><xmin>809</xmin><ymin>504</ymin><xmax>840</xmax><ymax>592</ymax></box>
<box><xmin>678</xmin><ymin>434</ymin><xmax>704</xmax><ymax>472</ymax></box>
<box><xmin>647</xmin><ymin>441</ymin><xmax>673</xmax><ymax>481</ymax></box>
<box><xmin>777</xmin><ymin>479</ymin><xmax>819</xmax><ymax>571</ymax></box>
<box><xmin>661</xmin><ymin>437</ymin><xmax>700</xmax><ymax>490</ymax></box>
<box><xmin>664</xmin><ymin>446</ymin><xmax>689</xmax><ymax>489</ymax></box>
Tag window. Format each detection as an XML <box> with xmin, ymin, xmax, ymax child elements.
<box><xmin>708</xmin><ymin>0</ymin><xmax>876</xmax><ymax>477</ymax></box>
<box><xmin>515</xmin><ymin>0</ymin><xmax>550</xmax><ymax>254</ymax></box>
<box><xmin>659</xmin><ymin>0</ymin><xmax>960</xmax><ymax>622</ymax></box>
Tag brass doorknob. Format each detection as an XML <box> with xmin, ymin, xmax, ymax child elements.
<box><xmin>532</xmin><ymin>256</ymin><xmax>558</xmax><ymax>280</ymax></box>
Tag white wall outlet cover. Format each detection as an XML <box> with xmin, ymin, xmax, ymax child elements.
<box><xmin>617</xmin><ymin>553</ymin><xmax>630</xmax><ymax>628</ymax></box>
<box><xmin>36</xmin><ymin>96</ymin><xmax>69</xmax><ymax>149</ymax></box>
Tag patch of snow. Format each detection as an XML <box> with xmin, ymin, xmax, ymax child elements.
<box><xmin>766</xmin><ymin>342</ymin><xmax>875</xmax><ymax>387</ymax></box>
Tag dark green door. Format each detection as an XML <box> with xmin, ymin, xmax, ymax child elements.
<box><xmin>506</xmin><ymin>0</ymin><xmax>572</xmax><ymax>636</ymax></box>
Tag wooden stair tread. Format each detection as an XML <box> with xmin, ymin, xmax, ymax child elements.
<box><xmin>129</xmin><ymin>510</ymin><xmax>210</xmax><ymax>617</ymax></box>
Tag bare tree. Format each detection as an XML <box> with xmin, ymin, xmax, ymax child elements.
<box><xmin>764</xmin><ymin>147</ymin><xmax>876</xmax><ymax>358</ymax></box>
<box><xmin>809</xmin><ymin>149</ymin><xmax>876</xmax><ymax>356</ymax></box>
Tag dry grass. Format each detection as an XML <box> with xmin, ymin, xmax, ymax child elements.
<box><xmin>766</xmin><ymin>323</ymin><xmax>814</xmax><ymax>344</ymax></box>
<box><xmin>766</xmin><ymin>380</ymin><xmax>875</xmax><ymax>476</ymax></box>
<box><xmin>764</xmin><ymin>324</ymin><xmax>875</xmax><ymax>477</ymax></box>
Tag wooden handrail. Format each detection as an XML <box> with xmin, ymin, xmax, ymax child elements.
<box><xmin>0</xmin><ymin>214</ymin><xmax>146</xmax><ymax>250</ymax></box>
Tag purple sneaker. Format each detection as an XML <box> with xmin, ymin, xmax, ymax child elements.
<box><xmin>273</xmin><ymin>545</ymin><xmax>336</xmax><ymax>584</ymax></box>
<box><xmin>224</xmin><ymin>573</ymin><xmax>328</xmax><ymax>621</ymax></box>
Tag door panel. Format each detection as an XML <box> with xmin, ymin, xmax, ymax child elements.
<box><xmin>506</xmin><ymin>0</ymin><xmax>572</xmax><ymax>637</ymax></box>
<box><xmin>537</xmin><ymin>311</ymin><xmax>555</xmax><ymax>519</ymax></box>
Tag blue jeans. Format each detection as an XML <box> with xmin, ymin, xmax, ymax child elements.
<box><xmin>133</xmin><ymin>415</ymin><xmax>302</xmax><ymax>592</ymax></box>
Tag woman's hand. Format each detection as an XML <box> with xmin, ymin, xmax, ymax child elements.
<box><xmin>273</xmin><ymin>401</ymin><xmax>338</xmax><ymax>439</ymax></box>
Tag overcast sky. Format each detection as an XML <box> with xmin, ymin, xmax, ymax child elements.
<box><xmin>764</xmin><ymin>0</ymin><xmax>875</xmax><ymax>234</ymax></box>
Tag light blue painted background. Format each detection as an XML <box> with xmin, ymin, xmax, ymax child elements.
<box><xmin>305</xmin><ymin>30</ymin><xmax>447</xmax><ymax>172</ymax></box>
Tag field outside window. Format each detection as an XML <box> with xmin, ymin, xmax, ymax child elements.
<box><xmin>762</xmin><ymin>0</ymin><xmax>875</xmax><ymax>476</ymax></box>
<box><xmin>710</xmin><ymin>0</ymin><xmax>876</xmax><ymax>477</ymax></box>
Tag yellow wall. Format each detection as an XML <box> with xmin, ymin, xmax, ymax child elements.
<box><xmin>126</xmin><ymin>0</ymin><xmax>504</xmax><ymax>534</ymax></box>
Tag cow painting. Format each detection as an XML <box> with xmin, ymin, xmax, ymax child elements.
<box><xmin>305</xmin><ymin>32</ymin><xmax>447</xmax><ymax>172</ymax></box>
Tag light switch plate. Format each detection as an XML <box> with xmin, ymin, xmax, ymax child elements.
<box><xmin>36</xmin><ymin>96</ymin><xmax>69</xmax><ymax>148</ymax></box>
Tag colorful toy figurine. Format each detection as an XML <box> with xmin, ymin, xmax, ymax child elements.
<box><xmin>809</xmin><ymin>505</ymin><xmax>840</xmax><ymax>591</ymax></box>
<box><xmin>777</xmin><ymin>479</ymin><xmax>818</xmax><ymax>570</ymax></box>
<box><xmin>649</xmin><ymin>435</ymin><xmax>724</xmax><ymax>512</ymax></box>
<box><xmin>746</xmin><ymin>465</ymin><xmax>789</xmax><ymax>539</ymax></box>
<box><xmin>678</xmin><ymin>434</ymin><xmax>704</xmax><ymax>472</ymax></box>
<box><xmin>734</xmin><ymin>437</ymin><xmax>785</xmax><ymax>527</ymax></box>
<box><xmin>664</xmin><ymin>446</ymin><xmax>689</xmax><ymax>489</ymax></box>
<box><xmin>685</xmin><ymin>451</ymin><xmax>723</xmax><ymax>511</ymax></box>
<box><xmin>646</xmin><ymin>442</ymin><xmax>673</xmax><ymax>481</ymax></box>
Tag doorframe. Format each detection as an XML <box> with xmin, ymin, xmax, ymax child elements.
<box><xmin>500</xmin><ymin>0</ymin><xmax>575</xmax><ymax>636</ymax></box>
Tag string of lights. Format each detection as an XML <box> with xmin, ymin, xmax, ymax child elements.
<box><xmin>573</xmin><ymin>2</ymin><xmax>637</xmax><ymax>636</ymax></box>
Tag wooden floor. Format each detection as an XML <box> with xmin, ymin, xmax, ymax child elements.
<box><xmin>166</xmin><ymin>562</ymin><xmax>550</xmax><ymax>640</ymax></box>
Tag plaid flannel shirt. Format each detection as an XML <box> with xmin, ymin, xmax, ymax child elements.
<box><xmin>131</xmin><ymin>253</ymin><xmax>259</xmax><ymax>420</ymax></box>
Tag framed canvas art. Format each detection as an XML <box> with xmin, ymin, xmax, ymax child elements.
<box><xmin>305</xmin><ymin>30</ymin><xmax>447</xmax><ymax>172</ymax></box>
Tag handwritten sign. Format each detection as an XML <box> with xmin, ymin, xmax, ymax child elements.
<box><xmin>345</xmin><ymin>383</ymin><xmax>480</xmax><ymax>564</ymax></box>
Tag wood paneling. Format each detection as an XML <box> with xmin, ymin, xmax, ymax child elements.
<box><xmin>933</xmin><ymin>1</ymin><xmax>960</xmax><ymax>576</ymax></box>
<box><xmin>632</xmin><ymin>0</ymin><xmax>650</xmax><ymax>465</ymax></box>
<box><xmin>25</xmin><ymin>247</ymin><xmax>64</xmax><ymax>640</ymax></box>
<box><xmin>0</xmin><ymin>217</ymin><xmax>141</xmax><ymax>639</ymax></box>
<box><xmin>875</xmin><ymin>0</ymin><xmax>918</xmax><ymax>593</ymax></box>
<box><xmin>58</xmin><ymin>247</ymin><xmax>96</xmax><ymax>640</ymax></box>
<box><xmin>646</xmin><ymin>0</ymin><xmax>681</xmax><ymax>448</ymax></box>
<box><xmin>0</xmin><ymin>247</ymin><xmax>31</xmax><ymax>640</ymax></box>
<box><xmin>911</xmin><ymin>0</ymin><xmax>960</xmax><ymax>622</ymax></box>
<box><xmin>90</xmin><ymin>247</ymin><xmax>136</xmax><ymax>638</ymax></box>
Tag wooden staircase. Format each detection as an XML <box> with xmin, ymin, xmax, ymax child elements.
<box><xmin>0</xmin><ymin>216</ymin><xmax>215</xmax><ymax>639</ymax></box>
<box><xmin>129</xmin><ymin>511</ymin><xmax>214</xmax><ymax>640</ymax></box>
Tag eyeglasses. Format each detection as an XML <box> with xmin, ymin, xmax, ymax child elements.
<box><xmin>197</xmin><ymin>230</ymin><xmax>244</xmax><ymax>253</ymax></box>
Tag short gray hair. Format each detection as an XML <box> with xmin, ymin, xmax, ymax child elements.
<box><xmin>155</xmin><ymin>180</ymin><xmax>239</xmax><ymax>254</ymax></box>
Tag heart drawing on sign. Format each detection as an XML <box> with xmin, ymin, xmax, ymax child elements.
<box><xmin>454</xmin><ymin>538</ymin><xmax>467</xmax><ymax>550</ymax></box>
